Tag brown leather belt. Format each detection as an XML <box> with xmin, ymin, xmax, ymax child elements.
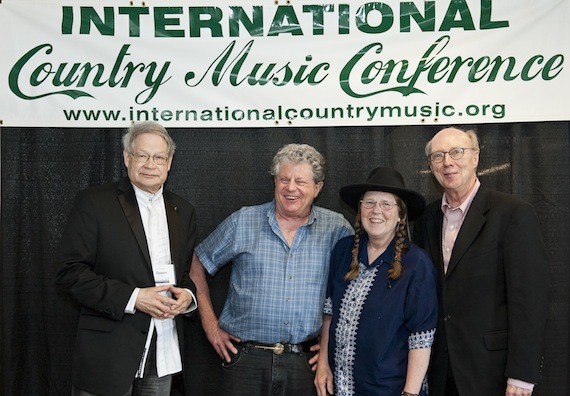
<box><xmin>241</xmin><ymin>338</ymin><xmax>318</xmax><ymax>355</ymax></box>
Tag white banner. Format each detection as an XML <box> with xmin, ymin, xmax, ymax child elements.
<box><xmin>1</xmin><ymin>0</ymin><xmax>569</xmax><ymax>127</ymax></box>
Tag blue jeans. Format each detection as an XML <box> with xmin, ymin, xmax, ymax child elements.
<box><xmin>218</xmin><ymin>343</ymin><xmax>317</xmax><ymax>396</ymax></box>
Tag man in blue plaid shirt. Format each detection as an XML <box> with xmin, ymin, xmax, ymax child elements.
<box><xmin>190</xmin><ymin>143</ymin><xmax>353</xmax><ymax>396</ymax></box>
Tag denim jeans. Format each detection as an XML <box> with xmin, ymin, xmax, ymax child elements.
<box><xmin>218</xmin><ymin>343</ymin><xmax>317</xmax><ymax>396</ymax></box>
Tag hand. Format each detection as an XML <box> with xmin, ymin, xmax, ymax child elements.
<box><xmin>506</xmin><ymin>384</ymin><xmax>532</xmax><ymax>396</ymax></box>
<box><xmin>168</xmin><ymin>285</ymin><xmax>194</xmax><ymax>314</ymax></box>
<box><xmin>314</xmin><ymin>357</ymin><xmax>334</xmax><ymax>396</ymax></box>
<box><xmin>308</xmin><ymin>342</ymin><xmax>321</xmax><ymax>371</ymax></box>
<box><xmin>135</xmin><ymin>285</ymin><xmax>185</xmax><ymax>319</ymax></box>
<box><xmin>202</xmin><ymin>318</ymin><xmax>241</xmax><ymax>363</ymax></box>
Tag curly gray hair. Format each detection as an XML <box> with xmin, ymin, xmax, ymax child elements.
<box><xmin>270</xmin><ymin>143</ymin><xmax>326</xmax><ymax>183</ymax></box>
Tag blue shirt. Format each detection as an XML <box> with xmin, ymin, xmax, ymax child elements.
<box><xmin>195</xmin><ymin>200</ymin><xmax>353</xmax><ymax>344</ymax></box>
<box><xmin>325</xmin><ymin>235</ymin><xmax>438</xmax><ymax>396</ymax></box>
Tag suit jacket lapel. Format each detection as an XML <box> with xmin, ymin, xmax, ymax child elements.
<box><xmin>428</xmin><ymin>204</ymin><xmax>446</xmax><ymax>282</ymax></box>
<box><xmin>117</xmin><ymin>178</ymin><xmax>152</xmax><ymax>268</ymax></box>
<box><xmin>164</xmin><ymin>193</ymin><xmax>180</xmax><ymax>272</ymax></box>
<box><xmin>446</xmin><ymin>187</ymin><xmax>490</xmax><ymax>277</ymax></box>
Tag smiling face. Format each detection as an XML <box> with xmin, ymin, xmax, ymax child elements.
<box><xmin>360</xmin><ymin>191</ymin><xmax>400</xmax><ymax>243</ymax></box>
<box><xmin>123</xmin><ymin>132</ymin><xmax>172</xmax><ymax>193</ymax></box>
<box><xmin>428</xmin><ymin>128</ymin><xmax>479</xmax><ymax>202</ymax></box>
<box><xmin>274</xmin><ymin>161</ymin><xmax>323</xmax><ymax>220</ymax></box>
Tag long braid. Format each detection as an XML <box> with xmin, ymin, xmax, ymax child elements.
<box><xmin>388</xmin><ymin>218</ymin><xmax>408</xmax><ymax>280</ymax></box>
<box><xmin>344</xmin><ymin>209</ymin><xmax>362</xmax><ymax>281</ymax></box>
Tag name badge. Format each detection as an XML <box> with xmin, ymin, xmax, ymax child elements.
<box><xmin>154</xmin><ymin>264</ymin><xmax>176</xmax><ymax>285</ymax></box>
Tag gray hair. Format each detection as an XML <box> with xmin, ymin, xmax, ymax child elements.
<box><xmin>425</xmin><ymin>127</ymin><xmax>480</xmax><ymax>157</ymax></box>
<box><xmin>122</xmin><ymin>121</ymin><xmax>176</xmax><ymax>157</ymax></box>
<box><xmin>270</xmin><ymin>143</ymin><xmax>326</xmax><ymax>183</ymax></box>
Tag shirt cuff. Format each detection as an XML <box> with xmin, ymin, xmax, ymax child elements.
<box><xmin>125</xmin><ymin>287</ymin><xmax>140</xmax><ymax>314</ymax></box>
<box><xmin>507</xmin><ymin>378</ymin><xmax>535</xmax><ymax>391</ymax></box>
<box><xmin>182</xmin><ymin>288</ymin><xmax>198</xmax><ymax>313</ymax></box>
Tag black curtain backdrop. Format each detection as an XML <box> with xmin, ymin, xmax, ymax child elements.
<box><xmin>1</xmin><ymin>123</ymin><xmax>568</xmax><ymax>395</ymax></box>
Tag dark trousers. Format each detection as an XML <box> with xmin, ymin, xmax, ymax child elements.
<box><xmin>444</xmin><ymin>364</ymin><xmax>460</xmax><ymax>396</ymax></box>
<box><xmin>72</xmin><ymin>334</ymin><xmax>172</xmax><ymax>396</ymax></box>
<box><xmin>218</xmin><ymin>343</ymin><xmax>317</xmax><ymax>396</ymax></box>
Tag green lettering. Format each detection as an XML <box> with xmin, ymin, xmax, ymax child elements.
<box><xmin>154</xmin><ymin>7</ymin><xmax>184</xmax><ymax>38</ymax></box>
<box><xmin>118</xmin><ymin>7</ymin><xmax>150</xmax><ymax>37</ymax></box>
<box><xmin>268</xmin><ymin>6</ymin><xmax>303</xmax><ymax>36</ymax></box>
<box><xmin>188</xmin><ymin>7</ymin><xmax>223</xmax><ymax>37</ymax></box>
<box><xmin>400</xmin><ymin>1</ymin><xmax>435</xmax><ymax>32</ymax></box>
<box><xmin>480</xmin><ymin>0</ymin><xmax>509</xmax><ymax>30</ymax></box>
<box><xmin>229</xmin><ymin>6</ymin><xmax>263</xmax><ymax>37</ymax></box>
<box><xmin>80</xmin><ymin>7</ymin><xmax>114</xmax><ymax>35</ymax></box>
<box><xmin>356</xmin><ymin>3</ymin><xmax>394</xmax><ymax>34</ymax></box>
<box><xmin>440</xmin><ymin>0</ymin><xmax>475</xmax><ymax>31</ymax></box>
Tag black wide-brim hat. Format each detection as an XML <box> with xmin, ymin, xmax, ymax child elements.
<box><xmin>340</xmin><ymin>167</ymin><xmax>426</xmax><ymax>220</ymax></box>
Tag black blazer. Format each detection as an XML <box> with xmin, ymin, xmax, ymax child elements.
<box><xmin>56</xmin><ymin>177</ymin><xmax>197</xmax><ymax>396</ymax></box>
<box><xmin>413</xmin><ymin>186</ymin><xmax>548</xmax><ymax>396</ymax></box>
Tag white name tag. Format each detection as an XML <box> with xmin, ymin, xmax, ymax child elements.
<box><xmin>154</xmin><ymin>264</ymin><xmax>176</xmax><ymax>285</ymax></box>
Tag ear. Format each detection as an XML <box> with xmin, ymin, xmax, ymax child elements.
<box><xmin>472</xmin><ymin>149</ymin><xmax>480</xmax><ymax>168</ymax></box>
<box><xmin>123</xmin><ymin>150</ymin><xmax>130</xmax><ymax>168</ymax></box>
<box><xmin>314</xmin><ymin>181</ymin><xmax>324</xmax><ymax>197</ymax></box>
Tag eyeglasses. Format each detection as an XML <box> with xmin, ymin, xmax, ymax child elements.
<box><xmin>428</xmin><ymin>147</ymin><xmax>476</xmax><ymax>163</ymax></box>
<box><xmin>360</xmin><ymin>200</ymin><xmax>397</xmax><ymax>210</ymax></box>
<box><xmin>131</xmin><ymin>153</ymin><xmax>169</xmax><ymax>166</ymax></box>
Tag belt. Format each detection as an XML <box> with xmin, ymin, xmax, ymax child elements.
<box><xmin>241</xmin><ymin>338</ymin><xmax>318</xmax><ymax>355</ymax></box>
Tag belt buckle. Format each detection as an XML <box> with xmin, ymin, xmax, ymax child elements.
<box><xmin>273</xmin><ymin>342</ymin><xmax>285</xmax><ymax>355</ymax></box>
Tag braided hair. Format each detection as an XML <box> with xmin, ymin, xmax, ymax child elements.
<box><xmin>344</xmin><ymin>195</ymin><xmax>409</xmax><ymax>282</ymax></box>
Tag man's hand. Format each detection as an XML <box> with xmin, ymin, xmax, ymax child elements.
<box><xmin>202</xmin><ymin>318</ymin><xmax>241</xmax><ymax>363</ymax></box>
<box><xmin>135</xmin><ymin>285</ymin><xmax>191</xmax><ymax>319</ymax></box>
<box><xmin>308</xmin><ymin>342</ymin><xmax>321</xmax><ymax>371</ymax></box>
<box><xmin>168</xmin><ymin>285</ymin><xmax>194</xmax><ymax>314</ymax></box>
<box><xmin>506</xmin><ymin>384</ymin><xmax>532</xmax><ymax>396</ymax></box>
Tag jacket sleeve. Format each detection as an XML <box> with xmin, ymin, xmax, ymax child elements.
<box><xmin>503</xmin><ymin>200</ymin><xmax>549</xmax><ymax>383</ymax></box>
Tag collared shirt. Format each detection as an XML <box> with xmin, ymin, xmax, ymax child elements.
<box><xmin>441</xmin><ymin>179</ymin><xmax>480</xmax><ymax>273</ymax></box>
<box><xmin>195</xmin><ymin>200</ymin><xmax>353</xmax><ymax>344</ymax></box>
<box><xmin>127</xmin><ymin>185</ymin><xmax>182</xmax><ymax>378</ymax></box>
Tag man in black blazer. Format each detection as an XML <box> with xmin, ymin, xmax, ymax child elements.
<box><xmin>56</xmin><ymin>121</ymin><xmax>197</xmax><ymax>396</ymax></box>
<box><xmin>413</xmin><ymin>127</ymin><xmax>548</xmax><ymax>396</ymax></box>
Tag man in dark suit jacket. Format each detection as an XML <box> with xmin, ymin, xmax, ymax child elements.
<box><xmin>413</xmin><ymin>127</ymin><xmax>548</xmax><ymax>396</ymax></box>
<box><xmin>56</xmin><ymin>121</ymin><xmax>197</xmax><ymax>396</ymax></box>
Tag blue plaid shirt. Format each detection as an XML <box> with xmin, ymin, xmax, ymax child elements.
<box><xmin>195</xmin><ymin>200</ymin><xmax>353</xmax><ymax>344</ymax></box>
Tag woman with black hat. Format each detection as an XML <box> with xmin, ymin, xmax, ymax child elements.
<box><xmin>315</xmin><ymin>167</ymin><xmax>438</xmax><ymax>396</ymax></box>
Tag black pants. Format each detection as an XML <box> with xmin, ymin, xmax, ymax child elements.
<box><xmin>218</xmin><ymin>343</ymin><xmax>317</xmax><ymax>396</ymax></box>
<box><xmin>444</xmin><ymin>364</ymin><xmax>460</xmax><ymax>396</ymax></box>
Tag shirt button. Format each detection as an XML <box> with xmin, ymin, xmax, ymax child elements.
<box><xmin>283</xmin><ymin>321</ymin><xmax>289</xmax><ymax>325</ymax></box>
<box><xmin>444</xmin><ymin>315</ymin><xmax>451</xmax><ymax>322</ymax></box>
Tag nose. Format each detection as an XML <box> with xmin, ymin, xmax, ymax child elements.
<box><xmin>286</xmin><ymin>179</ymin><xmax>296</xmax><ymax>190</ymax></box>
<box><xmin>441</xmin><ymin>152</ymin><xmax>453</xmax><ymax>165</ymax></box>
<box><xmin>142</xmin><ymin>158</ymin><xmax>157</xmax><ymax>168</ymax></box>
